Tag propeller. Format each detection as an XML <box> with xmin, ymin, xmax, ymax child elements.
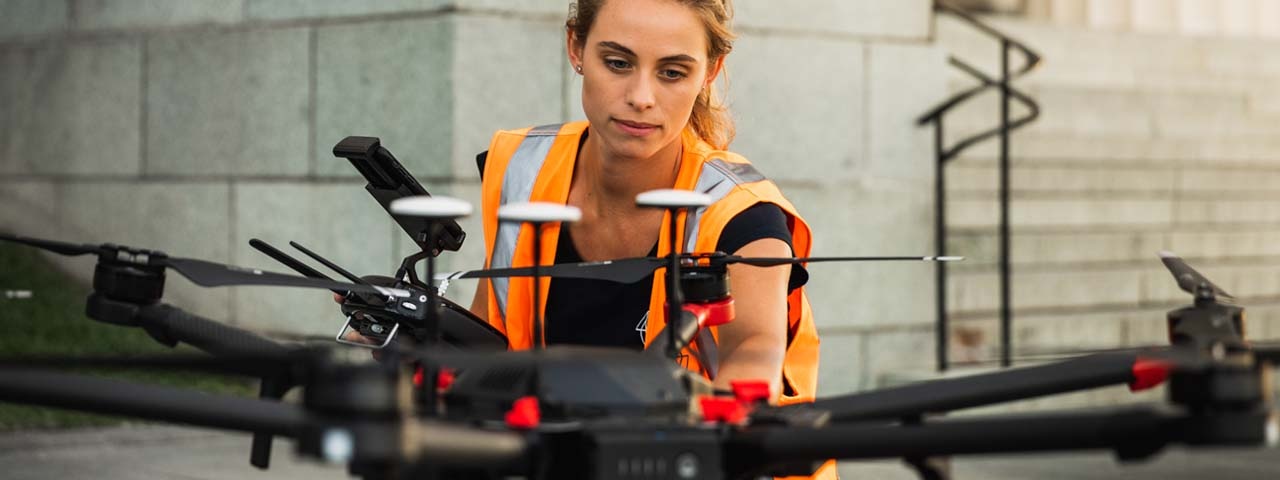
<box><xmin>0</xmin><ymin>233</ymin><xmax>409</xmax><ymax>298</ymax></box>
<box><xmin>1158</xmin><ymin>251</ymin><xmax>1233</xmax><ymax>300</ymax></box>
<box><xmin>0</xmin><ymin>353</ymin><xmax>297</xmax><ymax>377</ymax></box>
<box><xmin>439</xmin><ymin>253</ymin><xmax>964</xmax><ymax>284</ymax></box>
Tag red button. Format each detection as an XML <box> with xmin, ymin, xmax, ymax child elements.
<box><xmin>436</xmin><ymin>368</ymin><xmax>456</xmax><ymax>392</ymax></box>
<box><xmin>505</xmin><ymin>396</ymin><xmax>541</xmax><ymax>429</ymax></box>
<box><xmin>731</xmin><ymin>379</ymin><xmax>771</xmax><ymax>404</ymax></box>
<box><xmin>1129</xmin><ymin>359</ymin><xmax>1171</xmax><ymax>392</ymax></box>
<box><xmin>700</xmin><ymin>397</ymin><xmax>747</xmax><ymax>424</ymax></box>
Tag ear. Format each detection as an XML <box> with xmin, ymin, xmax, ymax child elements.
<box><xmin>566</xmin><ymin>28</ymin><xmax>585</xmax><ymax>72</ymax></box>
<box><xmin>704</xmin><ymin>55</ymin><xmax>726</xmax><ymax>89</ymax></box>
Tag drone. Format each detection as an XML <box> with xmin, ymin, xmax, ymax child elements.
<box><xmin>0</xmin><ymin>137</ymin><xmax>1275</xmax><ymax>480</ymax></box>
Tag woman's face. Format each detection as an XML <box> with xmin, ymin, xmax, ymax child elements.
<box><xmin>569</xmin><ymin>0</ymin><xmax>721</xmax><ymax>161</ymax></box>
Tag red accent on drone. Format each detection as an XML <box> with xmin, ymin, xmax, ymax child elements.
<box><xmin>413</xmin><ymin>365</ymin><xmax>424</xmax><ymax>387</ymax></box>
<box><xmin>505</xmin><ymin>396</ymin><xmax>541</xmax><ymax>429</ymax></box>
<box><xmin>683</xmin><ymin>297</ymin><xmax>736</xmax><ymax>328</ymax></box>
<box><xmin>1129</xmin><ymin>359</ymin><xmax>1172</xmax><ymax>392</ymax></box>
<box><xmin>700</xmin><ymin>397</ymin><xmax>748</xmax><ymax>424</ymax></box>
<box><xmin>731</xmin><ymin>379</ymin><xmax>771</xmax><ymax>404</ymax></box>
<box><xmin>437</xmin><ymin>368</ymin><xmax>456</xmax><ymax>392</ymax></box>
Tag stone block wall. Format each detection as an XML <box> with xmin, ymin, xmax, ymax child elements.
<box><xmin>936</xmin><ymin>12</ymin><xmax>1280</xmax><ymax>379</ymax></box>
<box><xmin>0</xmin><ymin>1</ymin><xmax>946</xmax><ymax>404</ymax></box>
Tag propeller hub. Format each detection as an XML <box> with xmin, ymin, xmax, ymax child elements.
<box><xmin>93</xmin><ymin>258</ymin><xmax>166</xmax><ymax>304</ymax></box>
<box><xmin>680</xmin><ymin>268</ymin><xmax>730</xmax><ymax>303</ymax></box>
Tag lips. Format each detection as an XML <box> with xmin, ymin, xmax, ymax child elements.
<box><xmin>614</xmin><ymin>119</ymin><xmax>660</xmax><ymax>136</ymax></box>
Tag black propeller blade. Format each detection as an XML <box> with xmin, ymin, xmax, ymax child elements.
<box><xmin>443</xmin><ymin>254</ymin><xmax>963</xmax><ymax>284</ymax></box>
<box><xmin>1158</xmin><ymin>251</ymin><xmax>1233</xmax><ymax>299</ymax></box>
<box><xmin>0</xmin><ymin>233</ymin><xmax>101</xmax><ymax>256</ymax></box>
<box><xmin>0</xmin><ymin>233</ymin><xmax>408</xmax><ymax>298</ymax></box>
<box><xmin>451</xmin><ymin>257</ymin><xmax>665</xmax><ymax>284</ymax></box>
<box><xmin>163</xmin><ymin>258</ymin><xmax>405</xmax><ymax>297</ymax></box>
<box><xmin>0</xmin><ymin>353</ymin><xmax>295</xmax><ymax>377</ymax></box>
<box><xmin>721</xmin><ymin>254</ymin><xmax>964</xmax><ymax>267</ymax></box>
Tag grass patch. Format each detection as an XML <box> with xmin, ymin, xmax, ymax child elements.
<box><xmin>0</xmin><ymin>242</ymin><xmax>256</xmax><ymax>430</ymax></box>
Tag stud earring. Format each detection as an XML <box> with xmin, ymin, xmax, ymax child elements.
<box><xmin>575</xmin><ymin>64</ymin><xmax>583</xmax><ymax>74</ymax></box>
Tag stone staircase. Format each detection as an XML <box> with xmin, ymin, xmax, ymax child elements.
<box><xmin>934</xmin><ymin>15</ymin><xmax>1280</xmax><ymax>374</ymax></box>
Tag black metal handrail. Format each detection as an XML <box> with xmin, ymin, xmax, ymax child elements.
<box><xmin>918</xmin><ymin>1</ymin><xmax>1043</xmax><ymax>372</ymax></box>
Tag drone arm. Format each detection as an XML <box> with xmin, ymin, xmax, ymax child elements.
<box><xmin>726</xmin><ymin>405</ymin><xmax>1273</xmax><ymax>474</ymax></box>
<box><xmin>787</xmin><ymin>352</ymin><xmax>1151</xmax><ymax>422</ymax></box>
<box><xmin>406</xmin><ymin>420</ymin><xmax>531</xmax><ymax>468</ymax></box>
<box><xmin>131</xmin><ymin>302</ymin><xmax>293</xmax><ymax>360</ymax></box>
<box><xmin>0</xmin><ymin>368</ymin><xmax>306</xmax><ymax>436</ymax></box>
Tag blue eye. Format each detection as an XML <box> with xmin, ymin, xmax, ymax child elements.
<box><xmin>659</xmin><ymin>69</ymin><xmax>687</xmax><ymax>80</ymax></box>
<box><xmin>605</xmin><ymin>59</ymin><xmax>630</xmax><ymax>70</ymax></box>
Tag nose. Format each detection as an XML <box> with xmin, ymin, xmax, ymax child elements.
<box><xmin>626</xmin><ymin>73</ymin><xmax>656</xmax><ymax>111</ymax></box>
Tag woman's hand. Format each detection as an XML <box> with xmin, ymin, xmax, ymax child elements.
<box><xmin>332</xmin><ymin>292</ymin><xmax>385</xmax><ymax>357</ymax></box>
<box><xmin>712</xmin><ymin>238</ymin><xmax>792</xmax><ymax>403</ymax></box>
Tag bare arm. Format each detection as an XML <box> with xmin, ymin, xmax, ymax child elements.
<box><xmin>712</xmin><ymin>237</ymin><xmax>792</xmax><ymax>402</ymax></box>
<box><xmin>470</xmin><ymin>280</ymin><xmax>489</xmax><ymax>322</ymax></box>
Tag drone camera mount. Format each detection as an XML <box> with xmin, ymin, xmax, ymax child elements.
<box><xmin>334</xmin><ymin>136</ymin><xmax>465</xmax><ymax>257</ymax></box>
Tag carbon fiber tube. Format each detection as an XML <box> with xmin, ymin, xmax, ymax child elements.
<box><xmin>0</xmin><ymin>369</ymin><xmax>307</xmax><ymax>435</ymax></box>
<box><xmin>409</xmin><ymin>420</ymin><xmax>530</xmax><ymax>467</ymax></box>
<box><xmin>794</xmin><ymin>351</ymin><xmax>1141</xmax><ymax>421</ymax></box>
<box><xmin>137</xmin><ymin>303</ymin><xmax>292</xmax><ymax>359</ymax></box>
<box><xmin>727</xmin><ymin>407</ymin><xmax>1270</xmax><ymax>468</ymax></box>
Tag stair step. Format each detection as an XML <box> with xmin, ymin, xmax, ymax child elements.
<box><xmin>953</xmin><ymin>132</ymin><xmax>1280</xmax><ymax>167</ymax></box>
<box><xmin>948</xmin><ymin>106</ymin><xmax>1280</xmax><ymax>140</ymax></box>
<box><xmin>950</xmin><ymin>195</ymin><xmax>1280</xmax><ymax>229</ymax></box>
<box><xmin>946</xmin><ymin>163</ymin><xmax>1280</xmax><ymax>197</ymax></box>
<box><xmin>946</xmin><ymin>83</ymin><xmax>1252</xmax><ymax>117</ymax></box>
<box><xmin>946</xmin><ymin>261</ymin><xmax>1280</xmax><ymax>315</ymax></box>
<box><xmin>946</xmin><ymin>229</ymin><xmax>1280</xmax><ymax>269</ymax></box>
<box><xmin>942</xmin><ymin>83</ymin><xmax>1280</xmax><ymax>140</ymax></box>
<box><xmin>938</xmin><ymin>15</ymin><xmax>1280</xmax><ymax>80</ymax></box>
<box><xmin>943</xmin><ymin>301</ymin><xmax>1280</xmax><ymax>370</ymax></box>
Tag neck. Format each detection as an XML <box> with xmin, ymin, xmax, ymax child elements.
<box><xmin>576</xmin><ymin>132</ymin><xmax>683</xmax><ymax>211</ymax></box>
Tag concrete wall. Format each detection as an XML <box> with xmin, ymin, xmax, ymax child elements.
<box><xmin>1022</xmin><ymin>0</ymin><xmax>1280</xmax><ymax>37</ymax></box>
<box><xmin>0</xmin><ymin>0</ymin><xmax>947</xmax><ymax>402</ymax></box>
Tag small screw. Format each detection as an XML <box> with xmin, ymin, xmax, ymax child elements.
<box><xmin>419</xmin><ymin>295</ymin><xmax>428</xmax><ymax>302</ymax></box>
<box><xmin>676</xmin><ymin>453</ymin><xmax>699</xmax><ymax>479</ymax></box>
<box><xmin>321</xmin><ymin>429</ymin><xmax>354</xmax><ymax>463</ymax></box>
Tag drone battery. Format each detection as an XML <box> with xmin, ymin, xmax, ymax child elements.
<box><xmin>575</xmin><ymin>427</ymin><xmax>723</xmax><ymax>480</ymax></box>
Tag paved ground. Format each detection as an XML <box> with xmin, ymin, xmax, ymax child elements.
<box><xmin>0</xmin><ymin>425</ymin><xmax>345</xmax><ymax>480</ymax></box>
<box><xmin>1</xmin><ymin>424</ymin><xmax>1276</xmax><ymax>479</ymax></box>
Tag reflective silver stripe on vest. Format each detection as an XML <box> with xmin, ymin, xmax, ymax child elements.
<box><xmin>683</xmin><ymin>158</ymin><xmax>768</xmax><ymax>252</ymax></box>
<box><xmin>491</xmin><ymin>123</ymin><xmax>563</xmax><ymax>320</ymax></box>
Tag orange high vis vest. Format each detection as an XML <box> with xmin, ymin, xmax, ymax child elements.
<box><xmin>479</xmin><ymin>121</ymin><xmax>821</xmax><ymax>405</ymax></box>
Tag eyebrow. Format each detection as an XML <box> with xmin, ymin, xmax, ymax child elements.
<box><xmin>598</xmin><ymin>41</ymin><xmax>698</xmax><ymax>64</ymax></box>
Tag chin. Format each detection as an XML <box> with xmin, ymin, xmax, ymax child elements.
<box><xmin>602</xmin><ymin>132</ymin><xmax>663</xmax><ymax>160</ymax></box>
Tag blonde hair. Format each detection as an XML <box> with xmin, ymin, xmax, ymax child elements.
<box><xmin>567</xmin><ymin>0</ymin><xmax>736</xmax><ymax>149</ymax></box>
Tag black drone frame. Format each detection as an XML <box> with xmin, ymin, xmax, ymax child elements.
<box><xmin>0</xmin><ymin>225</ymin><xmax>1277</xmax><ymax>480</ymax></box>
<box><xmin>0</xmin><ymin>139</ymin><xmax>1275</xmax><ymax>479</ymax></box>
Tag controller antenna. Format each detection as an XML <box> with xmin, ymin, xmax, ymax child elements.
<box><xmin>636</xmin><ymin>189</ymin><xmax>712</xmax><ymax>360</ymax></box>
<box><xmin>497</xmin><ymin>202</ymin><xmax>582</xmax><ymax>350</ymax></box>
<box><xmin>390</xmin><ymin>196</ymin><xmax>474</xmax><ymax>345</ymax></box>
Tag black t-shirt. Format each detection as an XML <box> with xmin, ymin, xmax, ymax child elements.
<box><xmin>477</xmin><ymin>150</ymin><xmax>809</xmax><ymax>349</ymax></box>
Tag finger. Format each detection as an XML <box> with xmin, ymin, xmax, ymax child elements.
<box><xmin>342</xmin><ymin>329</ymin><xmax>374</xmax><ymax>345</ymax></box>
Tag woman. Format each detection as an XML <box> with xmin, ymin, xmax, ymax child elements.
<box><xmin>470</xmin><ymin>0</ymin><xmax>822</xmax><ymax>411</ymax></box>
